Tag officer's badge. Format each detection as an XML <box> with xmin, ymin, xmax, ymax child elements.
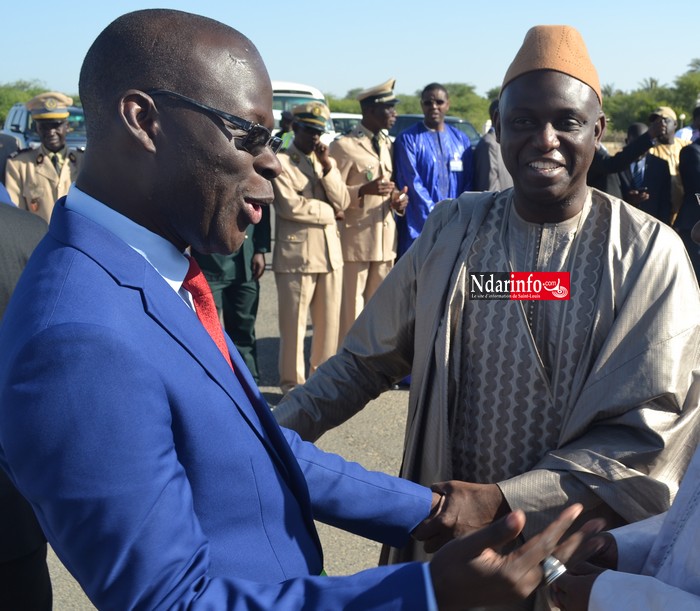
<box><xmin>45</xmin><ymin>97</ymin><xmax>58</xmax><ymax>110</ymax></box>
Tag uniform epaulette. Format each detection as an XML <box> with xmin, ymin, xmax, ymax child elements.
<box><xmin>9</xmin><ymin>147</ymin><xmax>33</xmax><ymax>159</ymax></box>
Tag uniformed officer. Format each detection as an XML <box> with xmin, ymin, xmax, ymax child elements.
<box><xmin>272</xmin><ymin>101</ymin><xmax>350</xmax><ymax>393</ymax></box>
<box><xmin>5</xmin><ymin>92</ymin><xmax>84</xmax><ymax>223</ymax></box>
<box><xmin>329</xmin><ymin>78</ymin><xmax>408</xmax><ymax>343</ymax></box>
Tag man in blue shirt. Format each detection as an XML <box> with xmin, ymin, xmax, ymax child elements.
<box><xmin>394</xmin><ymin>83</ymin><xmax>473</xmax><ymax>256</ymax></box>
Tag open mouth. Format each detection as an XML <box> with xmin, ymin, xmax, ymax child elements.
<box><xmin>527</xmin><ymin>159</ymin><xmax>566</xmax><ymax>177</ymax></box>
<box><xmin>243</xmin><ymin>197</ymin><xmax>267</xmax><ymax>224</ymax></box>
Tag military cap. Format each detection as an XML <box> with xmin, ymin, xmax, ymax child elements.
<box><xmin>649</xmin><ymin>106</ymin><xmax>677</xmax><ymax>122</ymax></box>
<box><xmin>26</xmin><ymin>92</ymin><xmax>73</xmax><ymax>120</ymax></box>
<box><xmin>356</xmin><ymin>78</ymin><xmax>398</xmax><ymax>105</ymax></box>
<box><xmin>292</xmin><ymin>101</ymin><xmax>330</xmax><ymax>131</ymax></box>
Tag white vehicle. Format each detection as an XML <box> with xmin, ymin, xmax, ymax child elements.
<box><xmin>272</xmin><ymin>81</ymin><xmax>335</xmax><ymax>144</ymax></box>
<box><xmin>330</xmin><ymin>112</ymin><xmax>362</xmax><ymax>137</ymax></box>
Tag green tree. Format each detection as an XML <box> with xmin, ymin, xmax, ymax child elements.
<box><xmin>672</xmin><ymin>71</ymin><xmax>700</xmax><ymax>114</ymax></box>
<box><xmin>485</xmin><ymin>86</ymin><xmax>502</xmax><ymax>102</ymax></box>
<box><xmin>0</xmin><ymin>80</ymin><xmax>47</xmax><ymax>124</ymax></box>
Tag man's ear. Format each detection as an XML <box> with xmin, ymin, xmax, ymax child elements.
<box><xmin>594</xmin><ymin>111</ymin><xmax>606</xmax><ymax>147</ymax></box>
<box><xmin>119</xmin><ymin>90</ymin><xmax>160</xmax><ymax>153</ymax></box>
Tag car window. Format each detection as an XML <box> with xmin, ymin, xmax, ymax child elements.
<box><xmin>449</xmin><ymin>120</ymin><xmax>480</xmax><ymax>144</ymax></box>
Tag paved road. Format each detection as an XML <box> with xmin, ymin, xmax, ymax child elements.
<box><xmin>50</xmin><ymin>263</ymin><xmax>411</xmax><ymax>608</ymax></box>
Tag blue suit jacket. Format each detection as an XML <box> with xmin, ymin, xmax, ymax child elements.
<box><xmin>0</xmin><ymin>201</ymin><xmax>432</xmax><ymax>609</ymax></box>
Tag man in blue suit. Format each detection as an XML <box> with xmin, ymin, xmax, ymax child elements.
<box><xmin>0</xmin><ymin>9</ymin><xmax>594</xmax><ymax>609</ymax></box>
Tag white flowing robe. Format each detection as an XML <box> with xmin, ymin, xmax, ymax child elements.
<box><xmin>590</xmin><ymin>443</ymin><xmax>700</xmax><ymax>610</ymax></box>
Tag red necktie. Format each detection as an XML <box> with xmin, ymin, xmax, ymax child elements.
<box><xmin>182</xmin><ymin>256</ymin><xmax>233</xmax><ymax>369</ymax></box>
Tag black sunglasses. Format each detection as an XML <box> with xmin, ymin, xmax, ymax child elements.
<box><xmin>146</xmin><ymin>89</ymin><xmax>283</xmax><ymax>155</ymax></box>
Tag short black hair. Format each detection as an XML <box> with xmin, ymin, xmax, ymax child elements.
<box><xmin>421</xmin><ymin>83</ymin><xmax>448</xmax><ymax>99</ymax></box>
<box><xmin>627</xmin><ymin>122</ymin><xmax>648</xmax><ymax>140</ymax></box>
<box><xmin>488</xmin><ymin>99</ymin><xmax>499</xmax><ymax>120</ymax></box>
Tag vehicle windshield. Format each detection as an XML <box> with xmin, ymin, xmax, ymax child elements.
<box><xmin>273</xmin><ymin>94</ymin><xmax>333</xmax><ymax>133</ymax></box>
<box><xmin>272</xmin><ymin>94</ymin><xmax>325</xmax><ymax>113</ymax></box>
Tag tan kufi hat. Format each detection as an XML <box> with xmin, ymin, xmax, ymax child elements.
<box><xmin>357</xmin><ymin>78</ymin><xmax>398</xmax><ymax>105</ymax></box>
<box><xmin>648</xmin><ymin>106</ymin><xmax>677</xmax><ymax>122</ymax></box>
<box><xmin>292</xmin><ymin>101</ymin><xmax>330</xmax><ymax>131</ymax></box>
<box><xmin>26</xmin><ymin>91</ymin><xmax>73</xmax><ymax>120</ymax></box>
<box><xmin>502</xmin><ymin>25</ymin><xmax>601</xmax><ymax>104</ymax></box>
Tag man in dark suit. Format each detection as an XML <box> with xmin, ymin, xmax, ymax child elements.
<box><xmin>0</xmin><ymin>9</ymin><xmax>592</xmax><ymax>610</ymax></box>
<box><xmin>0</xmin><ymin>204</ymin><xmax>50</xmax><ymax>610</ymax></box>
<box><xmin>193</xmin><ymin>205</ymin><xmax>270</xmax><ymax>382</ymax></box>
<box><xmin>473</xmin><ymin>99</ymin><xmax>513</xmax><ymax>191</ymax></box>
<box><xmin>619</xmin><ymin>122</ymin><xmax>672</xmax><ymax>223</ymax></box>
<box><xmin>677</xmin><ymin>137</ymin><xmax>700</xmax><ymax>280</ymax></box>
<box><xmin>587</xmin><ymin>120</ymin><xmax>662</xmax><ymax>198</ymax></box>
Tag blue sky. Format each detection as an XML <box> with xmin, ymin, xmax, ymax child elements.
<box><xmin>2</xmin><ymin>0</ymin><xmax>698</xmax><ymax>100</ymax></box>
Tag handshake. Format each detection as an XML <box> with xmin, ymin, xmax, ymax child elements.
<box><xmin>413</xmin><ymin>481</ymin><xmax>606</xmax><ymax>610</ymax></box>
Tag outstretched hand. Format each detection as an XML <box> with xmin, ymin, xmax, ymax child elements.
<box><xmin>549</xmin><ymin>530</ymin><xmax>617</xmax><ymax>611</ymax></box>
<box><xmin>429</xmin><ymin>504</ymin><xmax>605</xmax><ymax>610</ymax></box>
<box><xmin>413</xmin><ymin>481</ymin><xmax>510</xmax><ymax>553</ymax></box>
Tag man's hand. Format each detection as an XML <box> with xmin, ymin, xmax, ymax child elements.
<box><xmin>626</xmin><ymin>189</ymin><xmax>650</xmax><ymax>206</ymax></box>
<box><xmin>413</xmin><ymin>481</ymin><xmax>510</xmax><ymax>553</ymax></box>
<box><xmin>314</xmin><ymin>141</ymin><xmax>332</xmax><ymax>174</ymax></box>
<box><xmin>548</xmin><ymin>530</ymin><xmax>616</xmax><ymax>610</ymax></box>
<box><xmin>251</xmin><ymin>253</ymin><xmax>266</xmax><ymax>280</ymax></box>
<box><xmin>430</xmin><ymin>504</ymin><xmax>605</xmax><ymax>610</ymax></box>
<box><xmin>390</xmin><ymin>186</ymin><xmax>409</xmax><ymax>213</ymax></box>
<box><xmin>648</xmin><ymin>117</ymin><xmax>665</xmax><ymax>140</ymax></box>
<box><xmin>565</xmin><ymin>531</ymin><xmax>617</xmax><ymax>571</ymax></box>
<box><xmin>359</xmin><ymin>177</ymin><xmax>395</xmax><ymax>198</ymax></box>
<box><xmin>550</xmin><ymin>566</ymin><xmax>605</xmax><ymax>611</ymax></box>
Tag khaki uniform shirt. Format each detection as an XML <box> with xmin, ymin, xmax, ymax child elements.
<box><xmin>5</xmin><ymin>146</ymin><xmax>83</xmax><ymax>223</ymax></box>
<box><xmin>272</xmin><ymin>143</ymin><xmax>349</xmax><ymax>274</ymax></box>
<box><xmin>329</xmin><ymin>125</ymin><xmax>398</xmax><ymax>262</ymax></box>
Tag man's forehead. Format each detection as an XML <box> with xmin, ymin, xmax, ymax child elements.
<box><xmin>500</xmin><ymin>71</ymin><xmax>599</xmax><ymax>109</ymax></box>
<box><xmin>422</xmin><ymin>90</ymin><xmax>447</xmax><ymax>99</ymax></box>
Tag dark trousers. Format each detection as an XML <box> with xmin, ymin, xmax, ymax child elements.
<box><xmin>0</xmin><ymin>544</ymin><xmax>52</xmax><ymax>611</ymax></box>
<box><xmin>0</xmin><ymin>469</ymin><xmax>52</xmax><ymax>610</ymax></box>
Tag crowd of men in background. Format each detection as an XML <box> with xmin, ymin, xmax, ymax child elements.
<box><xmin>2</xmin><ymin>83</ymin><xmax>700</xmax><ymax>394</ymax></box>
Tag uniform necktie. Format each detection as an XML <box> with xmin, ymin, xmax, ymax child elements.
<box><xmin>371</xmin><ymin>134</ymin><xmax>381</xmax><ymax>157</ymax></box>
<box><xmin>182</xmin><ymin>256</ymin><xmax>233</xmax><ymax>369</ymax></box>
<box><xmin>51</xmin><ymin>153</ymin><xmax>61</xmax><ymax>174</ymax></box>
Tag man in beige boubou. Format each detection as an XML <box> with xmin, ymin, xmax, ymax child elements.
<box><xmin>272</xmin><ymin>101</ymin><xmax>349</xmax><ymax>393</ymax></box>
<box><xmin>276</xmin><ymin>26</ymin><xmax>700</xmax><ymax>610</ymax></box>
<box><xmin>329</xmin><ymin>79</ymin><xmax>408</xmax><ymax>343</ymax></box>
<box><xmin>5</xmin><ymin>92</ymin><xmax>83</xmax><ymax>223</ymax></box>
